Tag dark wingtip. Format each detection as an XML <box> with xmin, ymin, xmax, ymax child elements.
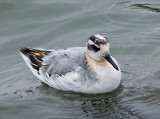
<box><xmin>19</xmin><ymin>47</ymin><xmax>31</xmax><ymax>55</ymax></box>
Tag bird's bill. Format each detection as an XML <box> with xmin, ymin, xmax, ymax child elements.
<box><xmin>104</xmin><ymin>54</ymin><xmax>119</xmax><ymax>71</ymax></box>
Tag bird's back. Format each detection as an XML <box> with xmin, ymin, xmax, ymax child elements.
<box><xmin>19</xmin><ymin>47</ymin><xmax>89</xmax><ymax>78</ymax></box>
<box><xmin>42</xmin><ymin>47</ymin><xmax>87</xmax><ymax>76</ymax></box>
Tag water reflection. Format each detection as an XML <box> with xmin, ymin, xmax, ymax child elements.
<box><xmin>35</xmin><ymin>84</ymin><xmax>144</xmax><ymax>118</ymax></box>
<box><xmin>3</xmin><ymin>84</ymin><xmax>124</xmax><ymax>118</ymax></box>
<box><xmin>37</xmin><ymin>84</ymin><xmax>124</xmax><ymax>118</ymax></box>
<box><xmin>8</xmin><ymin>80</ymin><xmax>156</xmax><ymax>119</ymax></box>
<box><xmin>130</xmin><ymin>3</ymin><xmax>160</xmax><ymax>13</ymax></box>
<box><xmin>116</xmin><ymin>1</ymin><xmax>160</xmax><ymax>13</ymax></box>
<box><xmin>80</xmin><ymin>95</ymin><xmax>120</xmax><ymax>118</ymax></box>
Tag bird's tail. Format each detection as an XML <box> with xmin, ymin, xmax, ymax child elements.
<box><xmin>19</xmin><ymin>48</ymin><xmax>51</xmax><ymax>74</ymax></box>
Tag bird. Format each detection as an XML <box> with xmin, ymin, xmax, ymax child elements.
<box><xmin>19</xmin><ymin>34</ymin><xmax>121</xmax><ymax>94</ymax></box>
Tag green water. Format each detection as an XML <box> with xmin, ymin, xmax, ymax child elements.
<box><xmin>0</xmin><ymin>0</ymin><xmax>160</xmax><ymax>118</ymax></box>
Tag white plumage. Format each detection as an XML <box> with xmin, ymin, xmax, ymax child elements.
<box><xmin>19</xmin><ymin>34</ymin><xmax>121</xmax><ymax>94</ymax></box>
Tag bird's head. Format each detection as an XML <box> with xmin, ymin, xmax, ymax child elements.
<box><xmin>87</xmin><ymin>34</ymin><xmax>118</xmax><ymax>70</ymax></box>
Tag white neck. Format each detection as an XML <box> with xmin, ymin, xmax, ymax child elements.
<box><xmin>86</xmin><ymin>51</ymin><xmax>107</xmax><ymax>70</ymax></box>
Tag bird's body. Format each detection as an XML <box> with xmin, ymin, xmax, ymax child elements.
<box><xmin>19</xmin><ymin>34</ymin><xmax>121</xmax><ymax>94</ymax></box>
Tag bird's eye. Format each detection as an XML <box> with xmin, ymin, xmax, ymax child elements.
<box><xmin>87</xmin><ymin>44</ymin><xmax>100</xmax><ymax>52</ymax></box>
<box><xmin>95</xmin><ymin>41</ymin><xmax>100</xmax><ymax>45</ymax></box>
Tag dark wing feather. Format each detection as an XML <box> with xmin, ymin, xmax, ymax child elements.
<box><xmin>19</xmin><ymin>48</ymin><xmax>51</xmax><ymax>73</ymax></box>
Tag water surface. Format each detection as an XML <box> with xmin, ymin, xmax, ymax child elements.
<box><xmin>0</xmin><ymin>0</ymin><xmax>160</xmax><ymax>118</ymax></box>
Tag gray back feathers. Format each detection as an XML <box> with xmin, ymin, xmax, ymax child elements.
<box><xmin>42</xmin><ymin>47</ymin><xmax>87</xmax><ymax>76</ymax></box>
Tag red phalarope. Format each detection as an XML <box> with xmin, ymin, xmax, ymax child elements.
<box><xmin>19</xmin><ymin>34</ymin><xmax>121</xmax><ymax>94</ymax></box>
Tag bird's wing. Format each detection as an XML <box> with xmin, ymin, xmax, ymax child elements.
<box><xmin>41</xmin><ymin>47</ymin><xmax>86</xmax><ymax>77</ymax></box>
<box><xmin>19</xmin><ymin>47</ymin><xmax>98</xmax><ymax>91</ymax></box>
<box><xmin>19</xmin><ymin>47</ymin><xmax>86</xmax><ymax>79</ymax></box>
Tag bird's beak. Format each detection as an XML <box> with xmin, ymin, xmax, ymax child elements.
<box><xmin>104</xmin><ymin>54</ymin><xmax>119</xmax><ymax>71</ymax></box>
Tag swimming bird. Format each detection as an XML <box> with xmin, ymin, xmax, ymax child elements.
<box><xmin>19</xmin><ymin>34</ymin><xmax>121</xmax><ymax>94</ymax></box>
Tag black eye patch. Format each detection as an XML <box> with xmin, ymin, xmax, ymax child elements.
<box><xmin>87</xmin><ymin>44</ymin><xmax>100</xmax><ymax>52</ymax></box>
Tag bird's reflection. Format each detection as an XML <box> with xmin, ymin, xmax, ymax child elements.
<box><xmin>37</xmin><ymin>84</ymin><xmax>123</xmax><ymax>118</ymax></box>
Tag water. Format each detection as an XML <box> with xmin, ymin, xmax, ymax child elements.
<box><xmin>0</xmin><ymin>0</ymin><xmax>160</xmax><ymax>118</ymax></box>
